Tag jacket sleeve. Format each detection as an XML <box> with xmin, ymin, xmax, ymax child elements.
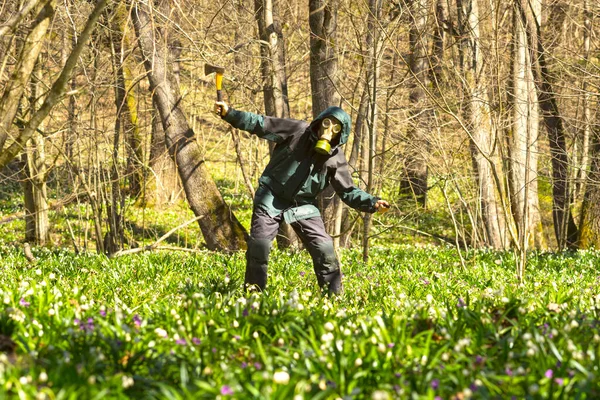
<box><xmin>223</xmin><ymin>109</ymin><xmax>308</xmax><ymax>143</ymax></box>
<box><xmin>330</xmin><ymin>158</ymin><xmax>379</xmax><ymax>213</ymax></box>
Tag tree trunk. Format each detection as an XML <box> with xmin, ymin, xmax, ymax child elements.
<box><xmin>507</xmin><ymin>1</ymin><xmax>546</xmax><ymax>249</ymax></box>
<box><xmin>309</xmin><ymin>0</ymin><xmax>344</xmax><ymax>246</ymax></box>
<box><xmin>577</xmin><ymin>0</ymin><xmax>599</xmax><ymax>248</ymax></box>
<box><xmin>400</xmin><ymin>0</ymin><xmax>430</xmax><ymax>207</ymax></box>
<box><xmin>515</xmin><ymin>0</ymin><xmax>578</xmax><ymax>248</ymax></box>
<box><xmin>362</xmin><ymin>0</ymin><xmax>383</xmax><ymax>262</ymax></box>
<box><xmin>0</xmin><ymin>0</ymin><xmax>108</xmax><ymax>169</ymax></box>
<box><xmin>0</xmin><ymin>0</ymin><xmax>54</xmax><ymax>154</ymax></box>
<box><xmin>109</xmin><ymin>2</ymin><xmax>144</xmax><ymax>198</ymax></box>
<box><xmin>457</xmin><ymin>0</ymin><xmax>507</xmax><ymax>249</ymax></box>
<box><xmin>132</xmin><ymin>1</ymin><xmax>247</xmax><ymax>251</ymax></box>
<box><xmin>22</xmin><ymin>57</ymin><xmax>50</xmax><ymax>246</ymax></box>
<box><xmin>254</xmin><ymin>0</ymin><xmax>297</xmax><ymax>248</ymax></box>
<box><xmin>578</xmin><ymin>98</ymin><xmax>600</xmax><ymax>248</ymax></box>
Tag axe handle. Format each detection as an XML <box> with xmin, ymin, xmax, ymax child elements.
<box><xmin>217</xmin><ymin>90</ymin><xmax>223</xmax><ymax>102</ymax></box>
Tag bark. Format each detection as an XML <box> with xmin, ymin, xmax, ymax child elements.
<box><xmin>578</xmin><ymin>0</ymin><xmax>600</xmax><ymax>248</ymax></box>
<box><xmin>578</xmin><ymin>99</ymin><xmax>600</xmax><ymax>248</ymax></box>
<box><xmin>255</xmin><ymin>0</ymin><xmax>297</xmax><ymax>248</ymax></box>
<box><xmin>400</xmin><ymin>0</ymin><xmax>431</xmax><ymax>207</ymax></box>
<box><xmin>0</xmin><ymin>0</ymin><xmax>54</xmax><ymax>154</ymax></box>
<box><xmin>309</xmin><ymin>0</ymin><xmax>342</xmax><ymax>244</ymax></box>
<box><xmin>362</xmin><ymin>0</ymin><xmax>383</xmax><ymax>262</ymax></box>
<box><xmin>133</xmin><ymin>1</ymin><xmax>247</xmax><ymax>251</ymax></box>
<box><xmin>144</xmin><ymin>0</ymin><xmax>182</xmax><ymax>206</ymax></box>
<box><xmin>507</xmin><ymin>1</ymin><xmax>545</xmax><ymax>249</ymax></box>
<box><xmin>515</xmin><ymin>0</ymin><xmax>578</xmax><ymax>248</ymax></box>
<box><xmin>110</xmin><ymin>2</ymin><xmax>143</xmax><ymax>198</ymax></box>
<box><xmin>0</xmin><ymin>0</ymin><xmax>45</xmax><ymax>40</ymax></box>
<box><xmin>22</xmin><ymin>58</ymin><xmax>49</xmax><ymax>246</ymax></box>
<box><xmin>308</xmin><ymin>0</ymin><xmax>340</xmax><ymax>116</ymax></box>
<box><xmin>457</xmin><ymin>0</ymin><xmax>507</xmax><ymax>249</ymax></box>
<box><xmin>0</xmin><ymin>0</ymin><xmax>108</xmax><ymax>169</ymax></box>
<box><xmin>147</xmin><ymin>102</ymin><xmax>183</xmax><ymax>205</ymax></box>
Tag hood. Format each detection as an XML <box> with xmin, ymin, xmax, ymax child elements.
<box><xmin>309</xmin><ymin>106</ymin><xmax>352</xmax><ymax>151</ymax></box>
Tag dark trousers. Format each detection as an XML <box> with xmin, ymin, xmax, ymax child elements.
<box><xmin>245</xmin><ymin>207</ymin><xmax>342</xmax><ymax>294</ymax></box>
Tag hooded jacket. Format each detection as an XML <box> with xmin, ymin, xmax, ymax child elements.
<box><xmin>223</xmin><ymin>106</ymin><xmax>379</xmax><ymax>223</ymax></box>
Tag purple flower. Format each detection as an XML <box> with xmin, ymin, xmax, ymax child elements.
<box><xmin>19</xmin><ymin>298</ymin><xmax>30</xmax><ymax>307</ymax></box>
<box><xmin>220</xmin><ymin>385</ymin><xmax>234</xmax><ymax>395</ymax></box>
<box><xmin>431</xmin><ymin>379</ymin><xmax>440</xmax><ymax>390</ymax></box>
<box><xmin>212</xmin><ymin>347</ymin><xmax>217</xmax><ymax>353</ymax></box>
<box><xmin>435</xmin><ymin>397</ymin><xmax>443</xmax><ymax>400</ymax></box>
<box><xmin>545</xmin><ymin>369</ymin><xmax>553</xmax><ymax>379</ymax></box>
<box><xmin>192</xmin><ymin>337</ymin><xmax>201</xmax><ymax>345</ymax></box>
<box><xmin>555</xmin><ymin>378</ymin><xmax>564</xmax><ymax>386</ymax></box>
<box><xmin>388</xmin><ymin>343</ymin><xmax>395</xmax><ymax>348</ymax></box>
<box><xmin>133</xmin><ymin>314</ymin><xmax>141</xmax><ymax>328</ymax></box>
<box><xmin>243</xmin><ymin>308</ymin><xmax>249</xmax><ymax>317</ymax></box>
<box><xmin>176</xmin><ymin>338</ymin><xmax>187</xmax><ymax>345</ymax></box>
<box><xmin>241</xmin><ymin>362</ymin><xmax>248</xmax><ymax>369</ymax></box>
<box><xmin>300</xmin><ymin>271</ymin><xmax>306</xmax><ymax>277</ymax></box>
<box><xmin>475</xmin><ymin>355</ymin><xmax>484</xmax><ymax>365</ymax></box>
<box><xmin>505</xmin><ymin>367</ymin><xmax>513</xmax><ymax>376</ymax></box>
<box><xmin>254</xmin><ymin>362</ymin><xmax>262</xmax><ymax>370</ymax></box>
<box><xmin>99</xmin><ymin>309</ymin><xmax>106</xmax><ymax>317</ymax></box>
<box><xmin>394</xmin><ymin>372</ymin><xmax>402</xmax><ymax>378</ymax></box>
<box><xmin>86</xmin><ymin>318</ymin><xmax>94</xmax><ymax>331</ymax></box>
<box><xmin>458</xmin><ymin>298</ymin><xmax>466</xmax><ymax>308</ymax></box>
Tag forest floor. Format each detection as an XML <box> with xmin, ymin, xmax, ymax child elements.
<box><xmin>0</xmin><ymin>245</ymin><xmax>599</xmax><ymax>398</ymax></box>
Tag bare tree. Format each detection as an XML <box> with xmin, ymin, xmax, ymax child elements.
<box><xmin>254</xmin><ymin>0</ymin><xmax>298</xmax><ymax>248</ymax></box>
<box><xmin>132</xmin><ymin>0</ymin><xmax>247</xmax><ymax>251</ymax></box>
<box><xmin>515</xmin><ymin>0</ymin><xmax>579</xmax><ymax>249</ymax></box>
<box><xmin>0</xmin><ymin>0</ymin><xmax>54</xmax><ymax>155</ymax></box>
<box><xmin>456</xmin><ymin>0</ymin><xmax>507</xmax><ymax>248</ymax></box>
<box><xmin>400</xmin><ymin>0</ymin><xmax>431</xmax><ymax>207</ymax></box>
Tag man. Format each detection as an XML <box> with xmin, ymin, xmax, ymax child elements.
<box><xmin>215</xmin><ymin>101</ymin><xmax>390</xmax><ymax>295</ymax></box>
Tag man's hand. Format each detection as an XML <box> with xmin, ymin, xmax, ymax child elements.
<box><xmin>214</xmin><ymin>101</ymin><xmax>229</xmax><ymax>117</ymax></box>
<box><xmin>375</xmin><ymin>199</ymin><xmax>390</xmax><ymax>213</ymax></box>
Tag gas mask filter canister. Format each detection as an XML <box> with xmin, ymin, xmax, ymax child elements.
<box><xmin>315</xmin><ymin>117</ymin><xmax>342</xmax><ymax>155</ymax></box>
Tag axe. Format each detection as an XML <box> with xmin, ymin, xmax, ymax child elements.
<box><xmin>205</xmin><ymin>63</ymin><xmax>225</xmax><ymax>104</ymax></box>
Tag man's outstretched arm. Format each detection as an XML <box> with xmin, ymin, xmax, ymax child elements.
<box><xmin>330</xmin><ymin>159</ymin><xmax>389</xmax><ymax>213</ymax></box>
<box><xmin>214</xmin><ymin>101</ymin><xmax>307</xmax><ymax>143</ymax></box>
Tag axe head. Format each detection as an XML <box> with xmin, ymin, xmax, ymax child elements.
<box><xmin>204</xmin><ymin>63</ymin><xmax>225</xmax><ymax>76</ymax></box>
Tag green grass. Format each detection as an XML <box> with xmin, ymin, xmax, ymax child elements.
<box><xmin>1</xmin><ymin>244</ymin><xmax>599</xmax><ymax>399</ymax></box>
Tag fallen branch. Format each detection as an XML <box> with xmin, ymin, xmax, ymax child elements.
<box><xmin>109</xmin><ymin>214</ymin><xmax>205</xmax><ymax>257</ymax></box>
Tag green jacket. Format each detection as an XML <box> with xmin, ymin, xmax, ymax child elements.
<box><xmin>223</xmin><ymin>106</ymin><xmax>379</xmax><ymax>223</ymax></box>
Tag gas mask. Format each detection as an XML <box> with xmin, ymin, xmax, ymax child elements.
<box><xmin>315</xmin><ymin>117</ymin><xmax>342</xmax><ymax>155</ymax></box>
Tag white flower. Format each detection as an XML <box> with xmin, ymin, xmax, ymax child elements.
<box><xmin>154</xmin><ymin>328</ymin><xmax>168</xmax><ymax>338</ymax></box>
<box><xmin>19</xmin><ymin>376</ymin><xmax>28</xmax><ymax>385</ymax></box>
<box><xmin>122</xmin><ymin>375</ymin><xmax>134</xmax><ymax>388</ymax></box>
<box><xmin>38</xmin><ymin>372</ymin><xmax>48</xmax><ymax>382</ymax></box>
<box><xmin>529</xmin><ymin>384</ymin><xmax>539</xmax><ymax>394</ymax></box>
<box><xmin>35</xmin><ymin>269</ymin><xmax>42</xmax><ymax>276</ymax></box>
<box><xmin>570</xmin><ymin>320</ymin><xmax>579</xmax><ymax>328</ymax></box>
<box><xmin>253</xmin><ymin>331</ymin><xmax>259</xmax><ymax>339</ymax></box>
<box><xmin>355</xmin><ymin>358</ymin><xmax>363</xmax><ymax>366</ymax></box>
<box><xmin>273</xmin><ymin>370</ymin><xmax>290</xmax><ymax>385</ymax></box>
<box><xmin>426</xmin><ymin>294</ymin><xmax>433</xmax><ymax>303</ymax></box>
<box><xmin>324</xmin><ymin>322</ymin><xmax>335</xmax><ymax>331</ymax></box>
<box><xmin>372</xmin><ymin>390</ymin><xmax>391</xmax><ymax>400</ymax></box>
<box><xmin>233</xmin><ymin>320</ymin><xmax>239</xmax><ymax>328</ymax></box>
